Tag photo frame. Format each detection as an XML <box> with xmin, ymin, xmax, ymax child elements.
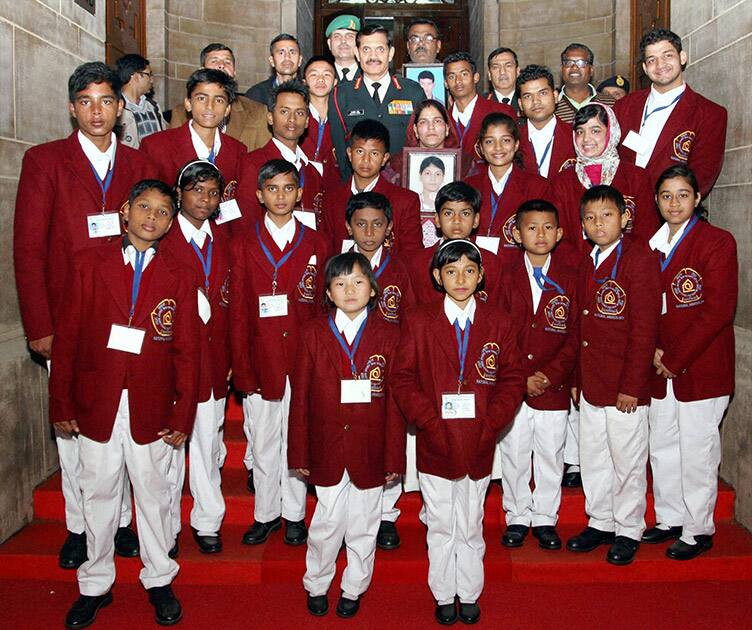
<box><xmin>403</xmin><ymin>63</ymin><xmax>446</xmax><ymax>105</ymax></box>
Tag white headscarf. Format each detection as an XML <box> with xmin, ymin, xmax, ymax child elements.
<box><xmin>573</xmin><ymin>102</ymin><xmax>621</xmax><ymax>189</ymax></box>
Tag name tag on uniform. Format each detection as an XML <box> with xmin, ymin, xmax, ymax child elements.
<box><xmin>87</xmin><ymin>212</ymin><xmax>121</xmax><ymax>238</ymax></box>
<box><xmin>341</xmin><ymin>379</ymin><xmax>372</xmax><ymax>403</ymax></box>
<box><xmin>441</xmin><ymin>393</ymin><xmax>476</xmax><ymax>419</ymax></box>
<box><xmin>388</xmin><ymin>100</ymin><xmax>414</xmax><ymax>115</ymax></box>
<box><xmin>216</xmin><ymin>199</ymin><xmax>242</xmax><ymax>225</ymax></box>
<box><xmin>476</xmin><ymin>236</ymin><xmax>500</xmax><ymax>255</ymax></box>
<box><xmin>661</xmin><ymin>292</ymin><xmax>667</xmax><ymax>315</ymax></box>
<box><xmin>347</xmin><ymin>109</ymin><xmax>365</xmax><ymax>117</ymax></box>
<box><xmin>107</xmin><ymin>324</ymin><xmax>145</xmax><ymax>354</ymax></box>
<box><xmin>623</xmin><ymin>130</ymin><xmax>651</xmax><ymax>156</ymax></box>
<box><xmin>293</xmin><ymin>210</ymin><xmax>317</xmax><ymax>230</ymax></box>
<box><xmin>198</xmin><ymin>289</ymin><xmax>212</xmax><ymax>324</ymax></box>
<box><xmin>341</xmin><ymin>238</ymin><xmax>355</xmax><ymax>253</ymax></box>
<box><xmin>259</xmin><ymin>294</ymin><xmax>288</xmax><ymax>318</ymax></box>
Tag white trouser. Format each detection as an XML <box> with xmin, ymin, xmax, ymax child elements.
<box><xmin>304</xmin><ymin>470</ymin><xmax>382</xmax><ymax>599</ymax></box>
<box><xmin>242</xmin><ymin>396</ymin><xmax>254</xmax><ymax>471</ymax></box>
<box><xmin>245</xmin><ymin>378</ymin><xmax>306</xmax><ymax>522</ymax></box>
<box><xmin>563</xmin><ymin>399</ymin><xmax>580</xmax><ymax>467</ymax></box>
<box><xmin>649</xmin><ymin>380</ymin><xmax>729</xmax><ymax>544</ymax></box>
<box><xmin>77</xmin><ymin>391</ymin><xmax>178</xmax><ymax>595</ymax></box>
<box><xmin>500</xmin><ymin>402</ymin><xmax>568</xmax><ymax>527</ymax></box>
<box><xmin>403</xmin><ymin>424</ymin><xmax>420</xmax><ymax>492</ymax></box>
<box><xmin>419</xmin><ymin>472</ymin><xmax>490</xmax><ymax>605</ymax></box>
<box><xmin>579</xmin><ymin>395</ymin><xmax>648</xmax><ymax>540</ymax></box>
<box><xmin>167</xmin><ymin>445</ymin><xmax>185</xmax><ymax>539</ymax></box>
<box><xmin>381</xmin><ymin>477</ymin><xmax>402</xmax><ymax>522</ymax></box>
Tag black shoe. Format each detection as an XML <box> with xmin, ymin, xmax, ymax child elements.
<box><xmin>607</xmin><ymin>536</ymin><xmax>640</xmax><ymax>565</ymax></box>
<box><xmin>666</xmin><ymin>535</ymin><xmax>713</xmax><ymax>560</ymax></box>
<box><xmin>60</xmin><ymin>531</ymin><xmax>87</xmax><ymax>569</ymax></box>
<box><xmin>458</xmin><ymin>602</ymin><xmax>480</xmax><ymax>624</ymax></box>
<box><xmin>192</xmin><ymin>530</ymin><xmax>222</xmax><ymax>554</ymax></box>
<box><xmin>246</xmin><ymin>470</ymin><xmax>255</xmax><ymax>494</ymax></box>
<box><xmin>566</xmin><ymin>527</ymin><xmax>615</xmax><ymax>552</ymax></box>
<box><xmin>561</xmin><ymin>469</ymin><xmax>582</xmax><ymax>488</ymax></box>
<box><xmin>335</xmin><ymin>594</ymin><xmax>360</xmax><ymax>618</ymax></box>
<box><xmin>284</xmin><ymin>519</ymin><xmax>308</xmax><ymax>546</ymax></box>
<box><xmin>64</xmin><ymin>592</ymin><xmax>112</xmax><ymax>628</ymax></box>
<box><xmin>532</xmin><ymin>526</ymin><xmax>562</xmax><ymax>550</ymax></box>
<box><xmin>435</xmin><ymin>602</ymin><xmax>458</xmax><ymax>625</ymax></box>
<box><xmin>307</xmin><ymin>594</ymin><xmax>328</xmax><ymax>616</ymax></box>
<box><xmin>147</xmin><ymin>585</ymin><xmax>183</xmax><ymax>626</ymax></box>
<box><xmin>168</xmin><ymin>534</ymin><xmax>179</xmax><ymax>559</ymax></box>
<box><xmin>114</xmin><ymin>525</ymin><xmax>139</xmax><ymax>558</ymax></box>
<box><xmin>376</xmin><ymin>521</ymin><xmax>400</xmax><ymax>550</ymax></box>
<box><xmin>642</xmin><ymin>525</ymin><xmax>682</xmax><ymax>544</ymax></box>
<box><xmin>501</xmin><ymin>524</ymin><xmax>529</xmax><ymax>548</ymax></box>
<box><xmin>242</xmin><ymin>517</ymin><xmax>281</xmax><ymax>545</ymax></box>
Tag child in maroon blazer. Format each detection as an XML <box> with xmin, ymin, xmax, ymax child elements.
<box><xmin>393</xmin><ymin>239</ymin><xmax>526</xmax><ymax>625</ymax></box>
<box><xmin>49</xmin><ymin>180</ymin><xmax>200</xmax><ymax>628</ymax></box>
<box><xmin>567</xmin><ymin>185</ymin><xmax>661</xmax><ymax>566</ymax></box>
<box><xmin>645</xmin><ymin>165</ymin><xmax>737</xmax><ymax>560</ymax></box>
<box><xmin>498</xmin><ymin>199</ymin><xmax>580</xmax><ymax>552</ymax></box>
<box><xmin>288</xmin><ymin>252</ymin><xmax>405</xmax><ymax>619</ymax></box>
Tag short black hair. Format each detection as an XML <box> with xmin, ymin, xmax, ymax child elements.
<box><xmin>176</xmin><ymin>160</ymin><xmax>226</xmax><ymax>195</ymax></box>
<box><xmin>419</xmin><ymin>155</ymin><xmax>445</xmax><ymax>174</ymax></box>
<box><xmin>270</xmin><ymin>33</ymin><xmax>299</xmax><ymax>56</ymax></box>
<box><xmin>200</xmin><ymin>43</ymin><xmax>235</xmax><ymax>66</ymax></box>
<box><xmin>407</xmin><ymin>18</ymin><xmax>440</xmax><ymax>37</ymax></box>
<box><xmin>580</xmin><ymin>184</ymin><xmax>626</xmax><ymax>218</ymax></box>
<box><xmin>324</xmin><ymin>252</ymin><xmax>380</xmax><ymax>309</ymax></box>
<box><xmin>479</xmin><ymin>111</ymin><xmax>518</xmax><ymax>139</ymax></box>
<box><xmin>418</xmin><ymin>70</ymin><xmax>435</xmax><ymax>82</ymax></box>
<box><xmin>413</xmin><ymin>99</ymin><xmax>450</xmax><ymax>124</ymax></box>
<box><xmin>573</xmin><ymin>103</ymin><xmax>609</xmax><ymax>130</ymax></box>
<box><xmin>655</xmin><ymin>164</ymin><xmax>707</xmax><ymax>221</ymax></box>
<box><xmin>435</xmin><ymin>181</ymin><xmax>481</xmax><ymax>215</ymax></box>
<box><xmin>561</xmin><ymin>43</ymin><xmax>594</xmax><ymax>65</ymax></box>
<box><xmin>430</xmin><ymin>239</ymin><xmax>485</xmax><ymax>292</ymax></box>
<box><xmin>348</xmin><ymin>119</ymin><xmax>390</xmax><ymax>153</ymax></box>
<box><xmin>303</xmin><ymin>55</ymin><xmax>335</xmax><ymax>76</ymax></box>
<box><xmin>186</xmin><ymin>68</ymin><xmax>237</xmax><ymax>102</ymax></box>
<box><xmin>487</xmin><ymin>47</ymin><xmax>518</xmax><ymax>68</ymax></box>
<box><xmin>269</xmin><ymin>79</ymin><xmax>309</xmax><ymax>111</ymax></box>
<box><xmin>115</xmin><ymin>54</ymin><xmax>149</xmax><ymax>86</ymax></box>
<box><xmin>257</xmin><ymin>158</ymin><xmax>300</xmax><ymax>189</ymax></box>
<box><xmin>515</xmin><ymin>198</ymin><xmax>560</xmax><ymax>228</ymax></box>
<box><xmin>443</xmin><ymin>51</ymin><xmax>477</xmax><ymax>74</ymax></box>
<box><xmin>516</xmin><ymin>64</ymin><xmax>555</xmax><ymax>92</ymax></box>
<box><xmin>346</xmin><ymin>191</ymin><xmax>393</xmax><ymax>223</ymax></box>
<box><xmin>639</xmin><ymin>28</ymin><xmax>683</xmax><ymax>61</ymax></box>
<box><xmin>128</xmin><ymin>179</ymin><xmax>178</xmax><ymax>216</ymax></box>
<box><xmin>68</xmin><ymin>62</ymin><xmax>121</xmax><ymax>102</ymax></box>
<box><xmin>357</xmin><ymin>24</ymin><xmax>393</xmax><ymax>48</ymax></box>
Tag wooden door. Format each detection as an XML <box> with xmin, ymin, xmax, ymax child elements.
<box><xmin>630</xmin><ymin>0</ymin><xmax>671</xmax><ymax>90</ymax></box>
<box><xmin>106</xmin><ymin>0</ymin><xmax>146</xmax><ymax>64</ymax></box>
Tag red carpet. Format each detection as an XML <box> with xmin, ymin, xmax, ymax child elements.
<box><xmin>2</xmin><ymin>397</ymin><xmax>751</xmax><ymax>628</ymax></box>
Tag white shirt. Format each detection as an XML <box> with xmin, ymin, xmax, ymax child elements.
<box><xmin>351</xmin><ymin>175</ymin><xmax>379</xmax><ymax>194</ymax></box>
<box><xmin>363</xmin><ymin>72</ymin><xmax>390</xmax><ymax>104</ymax></box>
<box><xmin>649</xmin><ymin>217</ymin><xmax>691</xmax><ymax>256</ymax></box>
<box><xmin>309</xmin><ymin>103</ymin><xmax>326</xmax><ymax>124</ymax></box>
<box><xmin>272</xmin><ymin>137</ymin><xmax>309</xmax><ymax>171</ymax></box>
<box><xmin>354</xmin><ymin>244</ymin><xmax>383</xmax><ymax>269</ymax></box>
<box><xmin>122</xmin><ymin>244</ymin><xmax>156</xmax><ymax>270</ymax></box>
<box><xmin>494</xmin><ymin>89</ymin><xmax>515</xmax><ymax>104</ymax></box>
<box><xmin>590</xmin><ymin>239</ymin><xmax>621</xmax><ymax>269</ymax></box>
<box><xmin>636</xmin><ymin>82</ymin><xmax>686</xmax><ymax>167</ymax></box>
<box><xmin>452</xmin><ymin>94</ymin><xmax>478</xmax><ymax>128</ymax></box>
<box><xmin>488</xmin><ymin>165</ymin><xmax>513</xmax><ymax>196</ymax></box>
<box><xmin>443</xmin><ymin>295</ymin><xmax>476</xmax><ymax>330</ymax></box>
<box><xmin>264</xmin><ymin>213</ymin><xmax>296</xmax><ymax>251</ymax></box>
<box><xmin>335</xmin><ymin>306</ymin><xmax>368</xmax><ymax>345</ymax></box>
<box><xmin>524</xmin><ymin>252</ymin><xmax>552</xmax><ymax>314</ymax></box>
<box><xmin>189</xmin><ymin>120</ymin><xmax>221</xmax><ymax>161</ymax></box>
<box><xmin>527</xmin><ymin>117</ymin><xmax>557</xmax><ymax>177</ymax></box>
<box><xmin>78</xmin><ymin>130</ymin><xmax>116</xmax><ymax>180</ymax></box>
<box><xmin>177</xmin><ymin>213</ymin><xmax>213</xmax><ymax>249</ymax></box>
<box><xmin>335</xmin><ymin>62</ymin><xmax>358</xmax><ymax>82</ymax></box>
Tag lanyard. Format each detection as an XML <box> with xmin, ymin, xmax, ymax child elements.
<box><xmin>660</xmin><ymin>215</ymin><xmax>698</xmax><ymax>272</ymax></box>
<box><xmin>190</xmin><ymin>238</ymin><xmax>213</xmax><ymax>290</ymax></box>
<box><xmin>314</xmin><ymin>121</ymin><xmax>326</xmax><ymax>160</ymax></box>
<box><xmin>641</xmin><ymin>92</ymin><xmax>683</xmax><ymax>126</ymax></box>
<box><xmin>535</xmin><ymin>135</ymin><xmax>554</xmax><ymax>174</ymax></box>
<box><xmin>454</xmin><ymin>118</ymin><xmax>468</xmax><ymax>145</ymax></box>
<box><xmin>592</xmin><ymin>240</ymin><xmax>623</xmax><ymax>284</ymax></box>
<box><xmin>255</xmin><ymin>220</ymin><xmax>306</xmax><ymax>293</ymax></box>
<box><xmin>88</xmin><ymin>156</ymin><xmax>115</xmax><ymax>211</ymax></box>
<box><xmin>207</xmin><ymin>144</ymin><xmax>216</xmax><ymax>164</ymax></box>
<box><xmin>454</xmin><ymin>319</ymin><xmax>471</xmax><ymax>392</ymax></box>
<box><xmin>532</xmin><ymin>268</ymin><xmax>565</xmax><ymax>295</ymax></box>
<box><xmin>128</xmin><ymin>250</ymin><xmax>146</xmax><ymax>325</ymax></box>
<box><xmin>299</xmin><ymin>163</ymin><xmax>306</xmax><ymax>190</ymax></box>
<box><xmin>328</xmin><ymin>314</ymin><xmax>368</xmax><ymax>378</ymax></box>
<box><xmin>373</xmin><ymin>252</ymin><xmax>391</xmax><ymax>279</ymax></box>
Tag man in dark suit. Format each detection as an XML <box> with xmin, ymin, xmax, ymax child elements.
<box><xmin>486</xmin><ymin>47</ymin><xmax>520</xmax><ymax>112</ymax></box>
<box><xmin>246</xmin><ymin>33</ymin><xmax>302</xmax><ymax>106</ymax></box>
<box><xmin>326</xmin><ymin>14</ymin><xmax>361</xmax><ymax>83</ymax></box>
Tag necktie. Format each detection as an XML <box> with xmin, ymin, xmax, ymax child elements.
<box><xmin>342</xmin><ymin>67</ymin><xmax>350</xmax><ymax>81</ymax></box>
<box><xmin>372</xmin><ymin>82</ymin><xmax>381</xmax><ymax>105</ymax></box>
<box><xmin>502</xmin><ymin>97</ymin><xmax>510</xmax><ymax>104</ymax></box>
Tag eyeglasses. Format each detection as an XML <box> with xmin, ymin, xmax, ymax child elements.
<box><xmin>562</xmin><ymin>59</ymin><xmax>590</xmax><ymax>68</ymax></box>
<box><xmin>408</xmin><ymin>34</ymin><xmax>438</xmax><ymax>45</ymax></box>
<box><xmin>137</xmin><ymin>71</ymin><xmax>154</xmax><ymax>78</ymax></box>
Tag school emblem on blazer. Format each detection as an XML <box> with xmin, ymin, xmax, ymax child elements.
<box><xmin>544</xmin><ymin>295</ymin><xmax>570</xmax><ymax>332</ymax></box>
<box><xmin>559</xmin><ymin>158</ymin><xmax>576</xmax><ymax>172</ymax></box>
<box><xmin>671</xmin><ymin>267</ymin><xmax>703</xmax><ymax>305</ymax></box>
<box><xmin>220</xmin><ymin>273</ymin><xmax>230</xmax><ymax>307</ymax></box>
<box><xmin>623</xmin><ymin>195</ymin><xmax>636</xmax><ymax>233</ymax></box>
<box><xmin>151</xmin><ymin>298</ymin><xmax>176</xmax><ymax>339</ymax></box>
<box><xmin>223</xmin><ymin>180</ymin><xmax>237</xmax><ymax>201</ymax></box>
<box><xmin>297</xmin><ymin>264</ymin><xmax>317</xmax><ymax>302</ymax></box>
<box><xmin>595</xmin><ymin>280</ymin><xmax>626</xmax><ymax>318</ymax></box>
<box><xmin>476</xmin><ymin>290</ymin><xmax>489</xmax><ymax>303</ymax></box>
<box><xmin>673</xmin><ymin>130</ymin><xmax>695</xmax><ymax>162</ymax></box>
<box><xmin>378</xmin><ymin>285</ymin><xmax>402</xmax><ymax>322</ymax></box>
<box><xmin>475</xmin><ymin>342</ymin><xmax>500</xmax><ymax>383</ymax></box>
<box><xmin>362</xmin><ymin>354</ymin><xmax>387</xmax><ymax>395</ymax></box>
<box><xmin>502</xmin><ymin>215</ymin><xmax>517</xmax><ymax>246</ymax></box>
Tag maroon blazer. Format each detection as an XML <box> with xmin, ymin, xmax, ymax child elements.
<box><xmin>613</xmin><ymin>85</ymin><xmax>727</xmax><ymax>198</ymax></box>
<box><xmin>159</xmin><ymin>221</ymin><xmax>231</xmax><ymax>403</ymax></box>
<box><xmin>139</xmin><ymin>122</ymin><xmax>246</xmax><ymax>192</ymax></box>
<box><xmin>465</xmin><ymin>166</ymin><xmax>551</xmax><ymax>266</ymax></box>
<box><xmin>229</xmin><ymin>218</ymin><xmax>329</xmax><ymax>399</ymax></box>
<box><xmin>498</xmin><ymin>255</ymin><xmax>579</xmax><ymax>410</ymax></box>
<box><xmin>288</xmin><ymin>313</ymin><xmax>406</xmax><ymax>488</ymax></box>
<box><xmin>48</xmin><ymin>242</ymin><xmax>200</xmax><ymax>443</ymax></box>
<box><xmin>651</xmin><ymin>220</ymin><xmax>737</xmax><ymax>402</ymax></box>
<box><xmin>300</xmin><ymin>116</ymin><xmax>342</xmax><ymax>192</ymax></box>
<box><xmin>392</xmin><ymin>300</ymin><xmax>526</xmax><ymax>479</ymax></box>
<box><xmin>234</xmin><ymin>140</ymin><xmax>325</xmax><ymax>233</ymax></box>
<box><xmin>453</xmin><ymin>97</ymin><xmax>516</xmax><ymax>178</ymax></box>
<box><xmin>372</xmin><ymin>251</ymin><xmax>416</xmax><ymax>325</ymax></box>
<box><xmin>518</xmin><ymin>117</ymin><xmax>576</xmax><ymax>177</ymax></box>
<box><xmin>321</xmin><ymin>175</ymin><xmax>424</xmax><ymax>254</ymax></box>
<box><xmin>577</xmin><ymin>238</ymin><xmax>661</xmax><ymax>407</ymax></box>
<box><xmin>13</xmin><ymin>133</ymin><xmax>157</xmax><ymax>341</ymax></box>
<box><xmin>551</xmin><ymin>161</ymin><xmax>660</xmax><ymax>258</ymax></box>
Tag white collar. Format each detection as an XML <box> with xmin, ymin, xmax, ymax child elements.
<box><xmin>122</xmin><ymin>244</ymin><xmax>156</xmax><ymax>270</ymax></box>
<box><xmin>488</xmin><ymin>165</ymin><xmax>513</xmax><ymax>194</ymax></box>
<box><xmin>177</xmin><ymin>213</ymin><xmax>213</xmax><ymax>247</ymax></box>
<box><xmin>264</xmin><ymin>213</ymin><xmax>296</xmax><ymax>251</ymax></box>
<box><xmin>272</xmin><ymin>137</ymin><xmax>308</xmax><ymax>167</ymax></box>
<box><xmin>443</xmin><ymin>295</ymin><xmax>476</xmax><ymax>329</ymax></box>
<box><xmin>77</xmin><ymin>130</ymin><xmax>116</xmax><ymax>179</ymax></box>
<box><xmin>189</xmin><ymin>120</ymin><xmax>221</xmax><ymax>160</ymax></box>
<box><xmin>309</xmin><ymin>103</ymin><xmax>326</xmax><ymax>124</ymax></box>
<box><xmin>590</xmin><ymin>239</ymin><xmax>621</xmax><ymax>269</ymax></box>
<box><xmin>452</xmin><ymin>94</ymin><xmax>478</xmax><ymax>126</ymax></box>
<box><xmin>354</xmin><ymin>244</ymin><xmax>383</xmax><ymax>269</ymax></box>
<box><xmin>524</xmin><ymin>252</ymin><xmax>551</xmax><ymax>276</ymax></box>
<box><xmin>335</xmin><ymin>307</ymin><xmax>368</xmax><ymax>345</ymax></box>
<box><xmin>649</xmin><ymin>218</ymin><xmax>691</xmax><ymax>255</ymax></box>
<box><xmin>649</xmin><ymin>82</ymin><xmax>686</xmax><ymax>105</ymax></box>
<box><xmin>363</xmin><ymin>71</ymin><xmax>390</xmax><ymax>89</ymax></box>
<box><xmin>527</xmin><ymin>116</ymin><xmax>557</xmax><ymax>139</ymax></box>
<box><xmin>351</xmin><ymin>175</ymin><xmax>379</xmax><ymax>194</ymax></box>
<box><xmin>494</xmin><ymin>89</ymin><xmax>515</xmax><ymax>102</ymax></box>
<box><xmin>335</xmin><ymin>62</ymin><xmax>358</xmax><ymax>79</ymax></box>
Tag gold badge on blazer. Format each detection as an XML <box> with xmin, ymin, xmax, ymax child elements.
<box><xmin>673</xmin><ymin>130</ymin><xmax>695</xmax><ymax>162</ymax></box>
<box><xmin>671</xmin><ymin>267</ymin><xmax>703</xmax><ymax>304</ymax></box>
<box><xmin>220</xmin><ymin>273</ymin><xmax>230</xmax><ymax>306</ymax></box>
<box><xmin>475</xmin><ymin>342</ymin><xmax>500</xmax><ymax>383</ymax></box>
<box><xmin>623</xmin><ymin>195</ymin><xmax>636</xmax><ymax>233</ymax></box>
<box><xmin>151</xmin><ymin>298</ymin><xmax>176</xmax><ymax>338</ymax></box>
<box><xmin>378</xmin><ymin>285</ymin><xmax>402</xmax><ymax>322</ymax></box>
<box><xmin>223</xmin><ymin>180</ymin><xmax>237</xmax><ymax>202</ymax></box>
<box><xmin>297</xmin><ymin>264</ymin><xmax>317</xmax><ymax>302</ymax></box>
<box><xmin>502</xmin><ymin>215</ymin><xmax>517</xmax><ymax>247</ymax></box>
<box><xmin>363</xmin><ymin>354</ymin><xmax>387</xmax><ymax>395</ymax></box>
<box><xmin>595</xmin><ymin>280</ymin><xmax>626</xmax><ymax>318</ymax></box>
<box><xmin>544</xmin><ymin>295</ymin><xmax>570</xmax><ymax>331</ymax></box>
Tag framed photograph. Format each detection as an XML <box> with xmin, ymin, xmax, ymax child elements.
<box><xmin>403</xmin><ymin>63</ymin><xmax>445</xmax><ymax>105</ymax></box>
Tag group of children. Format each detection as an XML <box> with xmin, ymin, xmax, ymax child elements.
<box><xmin>15</xmin><ymin>40</ymin><xmax>738</xmax><ymax>627</ymax></box>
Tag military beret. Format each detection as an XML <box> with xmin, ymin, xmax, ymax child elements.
<box><xmin>326</xmin><ymin>15</ymin><xmax>361</xmax><ymax>37</ymax></box>
<box><xmin>597</xmin><ymin>74</ymin><xmax>630</xmax><ymax>93</ymax></box>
